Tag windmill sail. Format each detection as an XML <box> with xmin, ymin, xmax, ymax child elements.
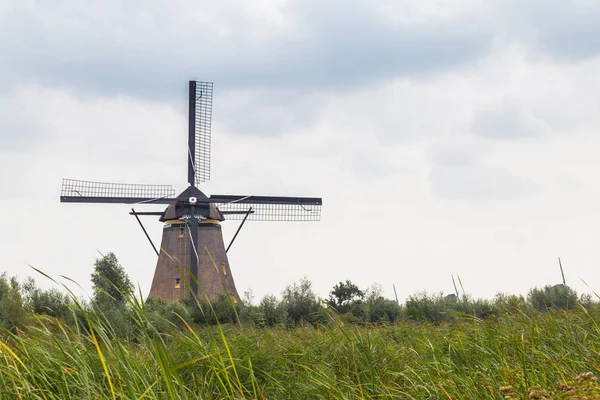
<box><xmin>188</xmin><ymin>81</ymin><xmax>213</xmax><ymax>186</ymax></box>
<box><xmin>209</xmin><ymin>194</ymin><xmax>322</xmax><ymax>221</ymax></box>
<box><xmin>60</xmin><ymin>179</ymin><xmax>177</xmax><ymax>204</ymax></box>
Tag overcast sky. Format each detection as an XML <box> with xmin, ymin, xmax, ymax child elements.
<box><xmin>2</xmin><ymin>0</ymin><xmax>600</xmax><ymax>303</ymax></box>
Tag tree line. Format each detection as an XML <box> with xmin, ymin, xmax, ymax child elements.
<box><xmin>0</xmin><ymin>252</ymin><xmax>595</xmax><ymax>337</ymax></box>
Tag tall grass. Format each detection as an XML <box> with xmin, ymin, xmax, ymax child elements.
<box><xmin>0</xmin><ymin>293</ymin><xmax>600</xmax><ymax>399</ymax></box>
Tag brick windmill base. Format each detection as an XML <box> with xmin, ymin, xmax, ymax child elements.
<box><xmin>147</xmin><ymin>219</ymin><xmax>241</xmax><ymax>303</ymax></box>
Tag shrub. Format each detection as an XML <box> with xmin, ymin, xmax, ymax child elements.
<box><xmin>405</xmin><ymin>292</ymin><xmax>456</xmax><ymax>323</ymax></box>
<box><xmin>365</xmin><ymin>297</ymin><xmax>403</xmax><ymax>323</ymax></box>
<box><xmin>282</xmin><ymin>277</ymin><xmax>324</xmax><ymax>325</ymax></box>
<box><xmin>191</xmin><ymin>295</ymin><xmax>241</xmax><ymax>325</ymax></box>
<box><xmin>528</xmin><ymin>285</ymin><xmax>579</xmax><ymax>312</ymax></box>
<box><xmin>145</xmin><ymin>298</ymin><xmax>193</xmax><ymax>332</ymax></box>
<box><xmin>455</xmin><ymin>295</ymin><xmax>500</xmax><ymax>319</ymax></box>
<box><xmin>93</xmin><ymin>302</ymin><xmax>136</xmax><ymax>339</ymax></box>
<box><xmin>0</xmin><ymin>274</ymin><xmax>28</xmax><ymax>332</ymax></box>
<box><xmin>494</xmin><ymin>292</ymin><xmax>529</xmax><ymax>314</ymax></box>
<box><xmin>22</xmin><ymin>278</ymin><xmax>71</xmax><ymax>320</ymax></box>
<box><xmin>257</xmin><ymin>294</ymin><xmax>287</xmax><ymax>327</ymax></box>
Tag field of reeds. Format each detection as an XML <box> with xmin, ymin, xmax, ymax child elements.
<box><xmin>0</xmin><ymin>253</ymin><xmax>599</xmax><ymax>399</ymax></box>
<box><xmin>1</xmin><ymin>294</ymin><xmax>600</xmax><ymax>399</ymax></box>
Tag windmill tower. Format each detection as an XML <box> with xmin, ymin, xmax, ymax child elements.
<box><xmin>60</xmin><ymin>81</ymin><xmax>322</xmax><ymax>303</ymax></box>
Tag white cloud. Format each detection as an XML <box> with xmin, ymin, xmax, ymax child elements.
<box><xmin>498</xmin><ymin>0</ymin><xmax>600</xmax><ymax>60</ymax></box>
<box><xmin>0</xmin><ymin>0</ymin><xmax>493</xmax><ymax>98</ymax></box>
<box><xmin>471</xmin><ymin>99</ymin><xmax>552</xmax><ymax>140</ymax></box>
<box><xmin>429</xmin><ymin>164</ymin><xmax>537</xmax><ymax>201</ymax></box>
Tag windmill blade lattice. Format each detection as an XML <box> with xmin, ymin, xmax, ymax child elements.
<box><xmin>210</xmin><ymin>194</ymin><xmax>322</xmax><ymax>221</ymax></box>
<box><xmin>190</xmin><ymin>81</ymin><xmax>213</xmax><ymax>185</ymax></box>
<box><xmin>60</xmin><ymin>179</ymin><xmax>177</xmax><ymax>204</ymax></box>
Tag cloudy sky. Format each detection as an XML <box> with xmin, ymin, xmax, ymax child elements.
<box><xmin>2</xmin><ymin>0</ymin><xmax>600</xmax><ymax>303</ymax></box>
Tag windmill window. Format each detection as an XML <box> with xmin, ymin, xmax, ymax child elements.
<box><xmin>221</xmin><ymin>264</ymin><xmax>227</xmax><ymax>275</ymax></box>
<box><xmin>174</xmin><ymin>278</ymin><xmax>181</xmax><ymax>289</ymax></box>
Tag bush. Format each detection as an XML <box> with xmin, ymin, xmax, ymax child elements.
<box><xmin>237</xmin><ymin>304</ymin><xmax>260</xmax><ymax>325</ymax></box>
<box><xmin>405</xmin><ymin>292</ymin><xmax>456</xmax><ymax>323</ymax></box>
<box><xmin>93</xmin><ymin>302</ymin><xmax>136</xmax><ymax>339</ymax></box>
<box><xmin>528</xmin><ymin>285</ymin><xmax>579</xmax><ymax>312</ymax></box>
<box><xmin>22</xmin><ymin>278</ymin><xmax>71</xmax><ymax>320</ymax></box>
<box><xmin>455</xmin><ymin>296</ymin><xmax>500</xmax><ymax>319</ymax></box>
<box><xmin>0</xmin><ymin>274</ymin><xmax>28</xmax><ymax>332</ymax></box>
<box><xmin>145</xmin><ymin>298</ymin><xmax>193</xmax><ymax>333</ymax></box>
<box><xmin>404</xmin><ymin>292</ymin><xmax>502</xmax><ymax>323</ymax></box>
<box><xmin>494</xmin><ymin>292</ymin><xmax>529</xmax><ymax>314</ymax></box>
<box><xmin>365</xmin><ymin>297</ymin><xmax>403</xmax><ymax>323</ymax></box>
<box><xmin>191</xmin><ymin>295</ymin><xmax>241</xmax><ymax>325</ymax></box>
<box><xmin>282</xmin><ymin>278</ymin><xmax>324</xmax><ymax>325</ymax></box>
<box><xmin>256</xmin><ymin>294</ymin><xmax>287</xmax><ymax>327</ymax></box>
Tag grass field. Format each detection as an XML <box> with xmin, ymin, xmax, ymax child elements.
<box><xmin>1</xmin><ymin>300</ymin><xmax>600</xmax><ymax>399</ymax></box>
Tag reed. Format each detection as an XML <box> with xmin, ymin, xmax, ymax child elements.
<box><xmin>0</xmin><ymin>292</ymin><xmax>599</xmax><ymax>399</ymax></box>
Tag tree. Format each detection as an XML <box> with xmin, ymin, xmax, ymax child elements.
<box><xmin>327</xmin><ymin>280</ymin><xmax>364</xmax><ymax>312</ymax></box>
<box><xmin>258</xmin><ymin>294</ymin><xmax>287</xmax><ymax>326</ymax></box>
<box><xmin>22</xmin><ymin>277</ymin><xmax>71</xmax><ymax>319</ymax></box>
<box><xmin>528</xmin><ymin>284</ymin><xmax>578</xmax><ymax>312</ymax></box>
<box><xmin>366</xmin><ymin>297</ymin><xmax>403</xmax><ymax>323</ymax></box>
<box><xmin>0</xmin><ymin>273</ymin><xmax>28</xmax><ymax>332</ymax></box>
<box><xmin>91</xmin><ymin>252</ymin><xmax>133</xmax><ymax>304</ymax></box>
<box><xmin>282</xmin><ymin>277</ymin><xmax>322</xmax><ymax>325</ymax></box>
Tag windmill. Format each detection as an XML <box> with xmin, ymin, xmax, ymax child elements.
<box><xmin>60</xmin><ymin>81</ymin><xmax>322</xmax><ymax>303</ymax></box>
